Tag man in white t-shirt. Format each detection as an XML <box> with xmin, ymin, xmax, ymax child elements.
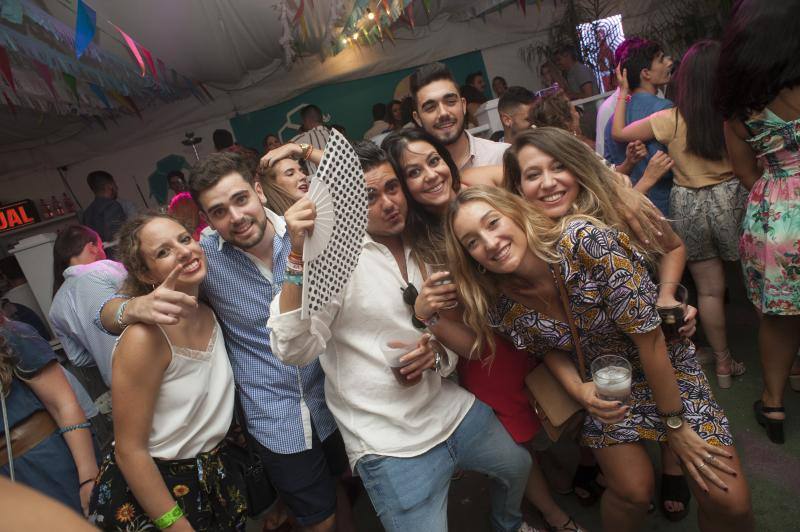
<box><xmin>269</xmin><ymin>141</ymin><xmax>533</xmax><ymax>532</ymax></box>
<box><xmin>410</xmin><ymin>62</ymin><xmax>509</xmax><ymax>171</ymax></box>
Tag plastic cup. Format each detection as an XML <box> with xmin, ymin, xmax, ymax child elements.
<box><xmin>378</xmin><ymin>330</ymin><xmax>423</xmax><ymax>387</ymax></box>
<box><xmin>430</xmin><ymin>263</ymin><xmax>458</xmax><ymax>310</ymax></box>
<box><xmin>591</xmin><ymin>355</ymin><xmax>632</xmax><ymax>402</ymax></box>
<box><xmin>656</xmin><ymin>282</ymin><xmax>688</xmax><ymax>343</ymax></box>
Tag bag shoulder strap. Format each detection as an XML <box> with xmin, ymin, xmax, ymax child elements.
<box><xmin>233</xmin><ymin>388</ymin><xmax>261</xmax><ymax>462</ymax></box>
<box><xmin>552</xmin><ymin>262</ymin><xmax>588</xmax><ymax>382</ymax></box>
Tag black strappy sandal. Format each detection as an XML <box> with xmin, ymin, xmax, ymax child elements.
<box><xmin>659</xmin><ymin>474</ymin><xmax>691</xmax><ymax>522</ymax></box>
<box><xmin>572</xmin><ymin>464</ymin><xmax>604</xmax><ymax>506</ymax></box>
<box><xmin>754</xmin><ymin>400</ymin><xmax>785</xmax><ymax>444</ymax></box>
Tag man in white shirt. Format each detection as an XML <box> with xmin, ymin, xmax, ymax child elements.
<box><xmin>410</xmin><ymin>62</ymin><xmax>510</xmax><ymax>171</ymax></box>
<box><xmin>291</xmin><ymin>104</ymin><xmax>330</xmax><ymax>175</ymax></box>
<box><xmin>50</xmin><ymin>225</ymin><xmax>125</xmax><ymax>388</ymax></box>
<box><xmin>269</xmin><ymin>141</ymin><xmax>532</xmax><ymax>532</ymax></box>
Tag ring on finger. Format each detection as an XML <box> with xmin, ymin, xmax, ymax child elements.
<box><xmin>696</xmin><ymin>461</ymin><xmax>706</xmax><ymax>470</ymax></box>
<box><xmin>704</xmin><ymin>454</ymin><xmax>715</xmax><ymax>463</ymax></box>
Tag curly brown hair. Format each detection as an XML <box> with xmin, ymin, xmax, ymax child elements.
<box><xmin>115</xmin><ymin>212</ymin><xmax>188</xmax><ymax>297</ymax></box>
<box><xmin>529</xmin><ymin>92</ymin><xmax>576</xmax><ymax>132</ymax></box>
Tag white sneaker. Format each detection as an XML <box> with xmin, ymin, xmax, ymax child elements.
<box><xmin>517</xmin><ymin>523</ymin><xmax>545</xmax><ymax>532</ymax></box>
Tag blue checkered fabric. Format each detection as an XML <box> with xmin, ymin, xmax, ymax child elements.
<box><xmin>200</xmin><ymin>230</ymin><xmax>336</xmax><ymax>454</ymax></box>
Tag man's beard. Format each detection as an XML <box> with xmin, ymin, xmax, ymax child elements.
<box><xmin>228</xmin><ymin>215</ymin><xmax>268</xmax><ymax>250</ymax></box>
<box><xmin>433</xmin><ymin>115</ymin><xmax>465</xmax><ymax>146</ymax></box>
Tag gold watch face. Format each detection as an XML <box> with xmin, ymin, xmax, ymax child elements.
<box><xmin>666</xmin><ymin>416</ymin><xmax>683</xmax><ymax>429</ymax></box>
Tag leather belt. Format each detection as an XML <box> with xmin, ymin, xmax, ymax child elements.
<box><xmin>0</xmin><ymin>410</ymin><xmax>58</xmax><ymax>468</ymax></box>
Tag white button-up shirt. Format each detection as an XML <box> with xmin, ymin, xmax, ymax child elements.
<box><xmin>269</xmin><ymin>234</ymin><xmax>474</xmax><ymax>469</ymax></box>
<box><xmin>461</xmin><ymin>131</ymin><xmax>510</xmax><ymax>170</ymax></box>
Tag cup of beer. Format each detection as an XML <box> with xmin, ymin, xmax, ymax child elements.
<box><xmin>378</xmin><ymin>330</ymin><xmax>423</xmax><ymax>387</ymax></box>
<box><xmin>591</xmin><ymin>354</ymin><xmax>632</xmax><ymax>403</ymax></box>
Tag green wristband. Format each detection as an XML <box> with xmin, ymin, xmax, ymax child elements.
<box><xmin>154</xmin><ymin>503</ymin><xmax>184</xmax><ymax>530</ymax></box>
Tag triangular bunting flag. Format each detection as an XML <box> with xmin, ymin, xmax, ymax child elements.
<box><xmin>62</xmin><ymin>72</ymin><xmax>79</xmax><ymax>102</ymax></box>
<box><xmin>88</xmin><ymin>83</ymin><xmax>111</xmax><ymax>110</ymax></box>
<box><xmin>3</xmin><ymin>91</ymin><xmax>16</xmax><ymax>116</ymax></box>
<box><xmin>75</xmin><ymin>0</ymin><xmax>96</xmax><ymax>58</ymax></box>
<box><xmin>32</xmin><ymin>60</ymin><xmax>57</xmax><ymax>99</ymax></box>
<box><xmin>140</xmin><ymin>47</ymin><xmax>158</xmax><ymax>81</ymax></box>
<box><xmin>109</xmin><ymin>22</ymin><xmax>146</xmax><ymax>76</ymax></box>
<box><xmin>0</xmin><ymin>46</ymin><xmax>15</xmax><ymax>92</ymax></box>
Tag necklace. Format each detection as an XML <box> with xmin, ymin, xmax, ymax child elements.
<box><xmin>505</xmin><ymin>276</ymin><xmax>554</xmax><ymax>310</ymax></box>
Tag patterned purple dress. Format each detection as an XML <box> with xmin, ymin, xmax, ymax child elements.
<box><xmin>488</xmin><ymin>219</ymin><xmax>732</xmax><ymax>448</ymax></box>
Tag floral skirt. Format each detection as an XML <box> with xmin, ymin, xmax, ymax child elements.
<box><xmin>739</xmin><ymin>174</ymin><xmax>800</xmax><ymax>314</ymax></box>
<box><xmin>88</xmin><ymin>443</ymin><xmax>247</xmax><ymax>531</ymax></box>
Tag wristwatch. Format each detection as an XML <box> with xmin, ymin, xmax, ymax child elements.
<box><xmin>297</xmin><ymin>143</ymin><xmax>312</xmax><ymax>160</ymax></box>
<box><xmin>659</xmin><ymin>405</ymin><xmax>686</xmax><ymax>430</ymax></box>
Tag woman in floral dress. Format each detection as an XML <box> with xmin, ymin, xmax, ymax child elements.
<box><xmin>717</xmin><ymin>0</ymin><xmax>800</xmax><ymax>444</ymax></box>
<box><xmin>444</xmin><ymin>186</ymin><xmax>753</xmax><ymax>532</ymax></box>
<box><xmin>87</xmin><ymin>214</ymin><xmax>247</xmax><ymax>531</ymax></box>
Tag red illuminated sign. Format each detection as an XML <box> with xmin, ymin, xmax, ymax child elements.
<box><xmin>0</xmin><ymin>200</ymin><xmax>40</xmax><ymax>233</ymax></box>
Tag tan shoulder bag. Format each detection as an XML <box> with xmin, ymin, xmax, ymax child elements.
<box><xmin>524</xmin><ymin>262</ymin><xmax>587</xmax><ymax>442</ymax></box>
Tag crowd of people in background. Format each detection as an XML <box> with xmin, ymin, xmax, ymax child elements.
<box><xmin>1</xmin><ymin>1</ymin><xmax>799</xmax><ymax>531</ymax></box>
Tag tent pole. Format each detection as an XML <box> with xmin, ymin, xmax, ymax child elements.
<box><xmin>57</xmin><ymin>166</ymin><xmax>83</xmax><ymax>210</ymax></box>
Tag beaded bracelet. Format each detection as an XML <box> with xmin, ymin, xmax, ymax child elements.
<box><xmin>154</xmin><ymin>503</ymin><xmax>184</xmax><ymax>530</ymax></box>
<box><xmin>59</xmin><ymin>421</ymin><xmax>92</xmax><ymax>434</ymax></box>
<box><xmin>285</xmin><ymin>271</ymin><xmax>304</xmax><ymax>286</ymax></box>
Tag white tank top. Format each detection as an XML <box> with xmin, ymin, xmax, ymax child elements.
<box><xmin>114</xmin><ymin>318</ymin><xmax>235</xmax><ymax>460</ymax></box>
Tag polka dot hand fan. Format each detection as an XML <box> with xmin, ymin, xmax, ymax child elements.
<box><xmin>301</xmin><ymin>128</ymin><xmax>368</xmax><ymax>319</ymax></box>
<box><xmin>302</xmin><ymin>179</ymin><xmax>335</xmax><ymax>261</ymax></box>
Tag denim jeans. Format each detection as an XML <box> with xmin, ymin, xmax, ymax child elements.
<box><xmin>355</xmin><ymin>400</ymin><xmax>531</xmax><ymax>532</ymax></box>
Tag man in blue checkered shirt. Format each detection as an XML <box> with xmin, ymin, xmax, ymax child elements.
<box><xmin>99</xmin><ymin>152</ymin><xmax>349</xmax><ymax>532</ymax></box>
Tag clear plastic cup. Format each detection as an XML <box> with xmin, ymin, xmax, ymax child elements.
<box><xmin>378</xmin><ymin>330</ymin><xmax>423</xmax><ymax>387</ymax></box>
<box><xmin>430</xmin><ymin>263</ymin><xmax>458</xmax><ymax>310</ymax></box>
<box><xmin>591</xmin><ymin>355</ymin><xmax>632</xmax><ymax>402</ymax></box>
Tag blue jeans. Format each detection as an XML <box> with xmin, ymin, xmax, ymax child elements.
<box><xmin>355</xmin><ymin>400</ymin><xmax>531</xmax><ymax>532</ymax></box>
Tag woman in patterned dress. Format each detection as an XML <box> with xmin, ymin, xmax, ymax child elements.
<box><xmin>717</xmin><ymin>0</ymin><xmax>800</xmax><ymax>445</ymax></box>
<box><xmin>444</xmin><ymin>186</ymin><xmax>753</xmax><ymax>532</ymax></box>
<box><xmin>87</xmin><ymin>214</ymin><xmax>247</xmax><ymax>531</ymax></box>
<box><xmin>502</xmin><ymin>127</ymin><xmax>698</xmax><ymax>520</ymax></box>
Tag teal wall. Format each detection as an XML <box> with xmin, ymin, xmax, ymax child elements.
<box><xmin>229</xmin><ymin>50</ymin><xmax>489</xmax><ymax>150</ymax></box>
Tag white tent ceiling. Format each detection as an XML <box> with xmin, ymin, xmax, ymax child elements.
<box><xmin>0</xmin><ymin>0</ymin><xmax>584</xmax><ymax>176</ymax></box>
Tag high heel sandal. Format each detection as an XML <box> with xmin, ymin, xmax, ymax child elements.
<box><xmin>659</xmin><ymin>474</ymin><xmax>691</xmax><ymax>522</ymax></box>
<box><xmin>753</xmin><ymin>400</ymin><xmax>785</xmax><ymax>444</ymax></box>
<box><xmin>714</xmin><ymin>349</ymin><xmax>745</xmax><ymax>389</ymax></box>
<box><xmin>571</xmin><ymin>464</ymin><xmax>604</xmax><ymax>506</ymax></box>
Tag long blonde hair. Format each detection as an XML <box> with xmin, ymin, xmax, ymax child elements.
<box><xmin>444</xmin><ymin>185</ymin><xmax>603</xmax><ymax>358</ymax></box>
<box><xmin>255</xmin><ymin>163</ymin><xmax>299</xmax><ymax>216</ymax></box>
<box><xmin>503</xmin><ymin>127</ymin><xmax>665</xmax><ymax>259</ymax></box>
